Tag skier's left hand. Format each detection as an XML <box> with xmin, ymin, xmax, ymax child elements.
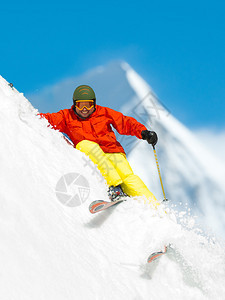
<box><xmin>141</xmin><ymin>130</ymin><xmax>158</xmax><ymax>147</ymax></box>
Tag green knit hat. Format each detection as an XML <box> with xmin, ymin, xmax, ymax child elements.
<box><xmin>73</xmin><ymin>85</ymin><xmax>96</xmax><ymax>101</ymax></box>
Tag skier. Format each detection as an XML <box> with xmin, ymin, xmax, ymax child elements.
<box><xmin>40</xmin><ymin>85</ymin><xmax>159</xmax><ymax>206</ymax></box>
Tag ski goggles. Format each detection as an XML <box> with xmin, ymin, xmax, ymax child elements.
<box><xmin>75</xmin><ymin>100</ymin><xmax>94</xmax><ymax>110</ymax></box>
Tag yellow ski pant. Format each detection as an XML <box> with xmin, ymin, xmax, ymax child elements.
<box><xmin>76</xmin><ymin>140</ymin><xmax>159</xmax><ymax>206</ymax></box>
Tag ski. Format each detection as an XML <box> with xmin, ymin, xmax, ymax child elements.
<box><xmin>89</xmin><ymin>199</ymin><xmax>125</xmax><ymax>214</ymax></box>
<box><xmin>147</xmin><ymin>245</ymin><xmax>169</xmax><ymax>263</ymax></box>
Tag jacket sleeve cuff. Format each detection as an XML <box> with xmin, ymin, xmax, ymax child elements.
<box><xmin>138</xmin><ymin>125</ymin><xmax>147</xmax><ymax>139</ymax></box>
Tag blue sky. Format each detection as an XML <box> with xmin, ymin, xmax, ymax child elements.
<box><xmin>1</xmin><ymin>0</ymin><xmax>224</xmax><ymax>129</ymax></box>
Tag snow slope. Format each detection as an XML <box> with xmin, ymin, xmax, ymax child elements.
<box><xmin>1</xmin><ymin>76</ymin><xmax>225</xmax><ymax>299</ymax></box>
<box><xmin>28</xmin><ymin>61</ymin><xmax>225</xmax><ymax>238</ymax></box>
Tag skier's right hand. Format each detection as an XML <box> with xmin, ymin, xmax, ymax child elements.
<box><xmin>141</xmin><ymin>130</ymin><xmax>158</xmax><ymax>147</ymax></box>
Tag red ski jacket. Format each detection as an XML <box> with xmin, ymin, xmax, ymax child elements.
<box><xmin>40</xmin><ymin>105</ymin><xmax>147</xmax><ymax>154</ymax></box>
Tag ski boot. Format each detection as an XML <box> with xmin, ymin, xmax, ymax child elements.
<box><xmin>107</xmin><ymin>185</ymin><xmax>128</xmax><ymax>202</ymax></box>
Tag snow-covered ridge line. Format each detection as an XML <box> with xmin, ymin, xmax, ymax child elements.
<box><xmin>124</xmin><ymin>63</ymin><xmax>224</xmax><ymax>180</ymax></box>
<box><xmin>121</xmin><ymin>63</ymin><xmax>225</xmax><ymax>237</ymax></box>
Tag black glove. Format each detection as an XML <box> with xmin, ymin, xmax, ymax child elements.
<box><xmin>141</xmin><ymin>130</ymin><xmax>158</xmax><ymax>147</ymax></box>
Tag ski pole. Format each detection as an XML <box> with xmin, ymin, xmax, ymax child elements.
<box><xmin>152</xmin><ymin>145</ymin><xmax>168</xmax><ymax>202</ymax></box>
